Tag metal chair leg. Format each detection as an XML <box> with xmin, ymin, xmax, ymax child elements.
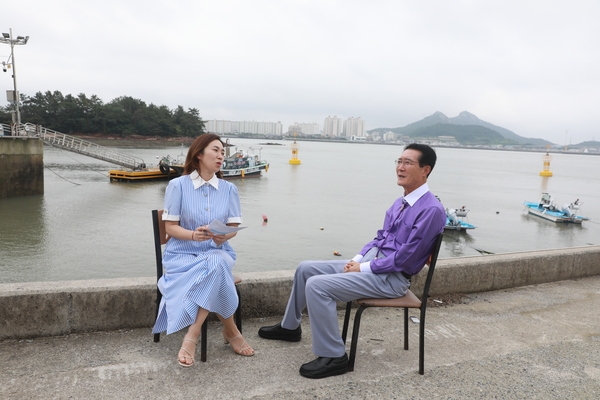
<box><xmin>348</xmin><ymin>305</ymin><xmax>367</xmax><ymax>372</ymax></box>
<box><xmin>235</xmin><ymin>286</ymin><xmax>242</xmax><ymax>333</ymax></box>
<box><xmin>153</xmin><ymin>289</ymin><xmax>162</xmax><ymax>343</ymax></box>
<box><xmin>403</xmin><ymin>307</ymin><xmax>409</xmax><ymax>350</ymax></box>
<box><xmin>419</xmin><ymin>307</ymin><xmax>426</xmax><ymax>375</ymax></box>
<box><xmin>200</xmin><ymin>320</ymin><xmax>208</xmax><ymax>362</ymax></box>
<box><xmin>342</xmin><ymin>301</ymin><xmax>353</xmax><ymax>344</ymax></box>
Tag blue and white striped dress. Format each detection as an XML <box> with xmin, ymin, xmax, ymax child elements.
<box><xmin>152</xmin><ymin>171</ymin><xmax>242</xmax><ymax>335</ymax></box>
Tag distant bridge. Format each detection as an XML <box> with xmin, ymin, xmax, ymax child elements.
<box><xmin>1</xmin><ymin>123</ymin><xmax>146</xmax><ymax>170</ymax></box>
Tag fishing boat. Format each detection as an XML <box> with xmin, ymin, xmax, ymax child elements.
<box><xmin>445</xmin><ymin>206</ymin><xmax>476</xmax><ymax>231</ymax></box>
<box><xmin>158</xmin><ymin>140</ymin><xmax>269</xmax><ymax>179</ymax></box>
<box><xmin>220</xmin><ymin>146</ymin><xmax>269</xmax><ymax>179</ymax></box>
<box><xmin>523</xmin><ymin>193</ymin><xmax>589</xmax><ymax>224</ymax></box>
<box><xmin>110</xmin><ymin>143</ymin><xmax>269</xmax><ymax>182</ymax></box>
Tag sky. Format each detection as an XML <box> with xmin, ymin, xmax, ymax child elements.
<box><xmin>2</xmin><ymin>1</ymin><xmax>600</xmax><ymax>144</ymax></box>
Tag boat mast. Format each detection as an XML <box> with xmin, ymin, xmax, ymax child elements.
<box><xmin>225</xmin><ymin>138</ymin><xmax>231</xmax><ymax>158</ymax></box>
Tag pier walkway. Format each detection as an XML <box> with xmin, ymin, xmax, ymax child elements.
<box><xmin>8</xmin><ymin>122</ymin><xmax>146</xmax><ymax>170</ymax></box>
<box><xmin>1</xmin><ymin>276</ymin><xmax>599</xmax><ymax>399</ymax></box>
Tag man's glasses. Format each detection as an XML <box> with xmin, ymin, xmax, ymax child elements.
<box><xmin>394</xmin><ymin>158</ymin><xmax>417</xmax><ymax>167</ymax></box>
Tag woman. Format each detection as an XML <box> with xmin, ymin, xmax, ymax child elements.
<box><xmin>152</xmin><ymin>133</ymin><xmax>254</xmax><ymax>367</ymax></box>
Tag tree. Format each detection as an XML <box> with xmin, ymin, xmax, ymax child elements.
<box><xmin>173</xmin><ymin>106</ymin><xmax>205</xmax><ymax>137</ymax></box>
<box><xmin>11</xmin><ymin>91</ymin><xmax>207</xmax><ymax>138</ymax></box>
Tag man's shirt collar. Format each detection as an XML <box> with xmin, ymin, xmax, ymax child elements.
<box><xmin>403</xmin><ymin>182</ymin><xmax>429</xmax><ymax>206</ymax></box>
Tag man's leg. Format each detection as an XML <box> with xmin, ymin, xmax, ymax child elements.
<box><xmin>299</xmin><ymin>271</ymin><xmax>410</xmax><ymax>378</ymax></box>
<box><xmin>305</xmin><ymin>247</ymin><xmax>389</xmax><ymax>356</ymax></box>
<box><xmin>281</xmin><ymin>259</ymin><xmax>345</xmax><ymax>329</ymax></box>
<box><xmin>259</xmin><ymin>259</ymin><xmax>346</xmax><ymax>341</ymax></box>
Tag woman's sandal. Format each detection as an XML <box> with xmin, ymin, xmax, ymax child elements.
<box><xmin>223</xmin><ymin>332</ymin><xmax>255</xmax><ymax>357</ymax></box>
<box><xmin>178</xmin><ymin>338</ymin><xmax>198</xmax><ymax>367</ymax></box>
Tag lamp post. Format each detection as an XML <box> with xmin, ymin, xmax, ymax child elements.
<box><xmin>1</xmin><ymin>28</ymin><xmax>29</xmax><ymax>126</ymax></box>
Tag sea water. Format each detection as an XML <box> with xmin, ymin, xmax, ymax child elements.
<box><xmin>1</xmin><ymin>139</ymin><xmax>599</xmax><ymax>283</ymax></box>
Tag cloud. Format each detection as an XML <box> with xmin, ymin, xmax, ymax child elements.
<box><xmin>3</xmin><ymin>0</ymin><xmax>600</xmax><ymax>143</ymax></box>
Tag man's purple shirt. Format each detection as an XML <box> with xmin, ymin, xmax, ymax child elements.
<box><xmin>360</xmin><ymin>191</ymin><xmax>445</xmax><ymax>275</ymax></box>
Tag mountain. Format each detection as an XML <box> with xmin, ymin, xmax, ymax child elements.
<box><xmin>568</xmin><ymin>140</ymin><xmax>600</xmax><ymax>148</ymax></box>
<box><xmin>369</xmin><ymin>111</ymin><xmax>552</xmax><ymax>146</ymax></box>
<box><xmin>411</xmin><ymin>123</ymin><xmax>517</xmax><ymax>146</ymax></box>
<box><xmin>449</xmin><ymin>111</ymin><xmax>549</xmax><ymax>146</ymax></box>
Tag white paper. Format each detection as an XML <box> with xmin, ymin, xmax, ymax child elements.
<box><xmin>207</xmin><ymin>219</ymin><xmax>246</xmax><ymax>235</ymax></box>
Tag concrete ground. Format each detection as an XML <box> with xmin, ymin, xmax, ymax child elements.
<box><xmin>1</xmin><ymin>276</ymin><xmax>599</xmax><ymax>400</ymax></box>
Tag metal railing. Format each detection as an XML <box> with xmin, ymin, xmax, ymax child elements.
<box><xmin>11</xmin><ymin>123</ymin><xmax>146</xmax><ymax>170</ymax></box>
<box><xmin>1</xmin><ymin>122</ymin><xmax>14</xmax><ymax>136</ymax></box>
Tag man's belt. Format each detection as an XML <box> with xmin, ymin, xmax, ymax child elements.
<box><xmin>401</xmin><ymin>271</ymin><xmax>412</xmax><ymax>280</ymax></box>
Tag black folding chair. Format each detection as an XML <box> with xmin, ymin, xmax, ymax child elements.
<box><xmin>341</xmin><ymin>232</ymin><xmax>444</xmax><ymax>375</ymax></box>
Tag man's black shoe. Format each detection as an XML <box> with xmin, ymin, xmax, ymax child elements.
<box><xmin>299</xmin><ymin>354</ymin><xmax>349</xmax><ymax>379</ymax></box>
<box><xmin>258</xmin><ymin>323</ymin><xmax>302</xmax><ymax>342</ymax></box>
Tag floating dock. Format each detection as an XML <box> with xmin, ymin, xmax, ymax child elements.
<box><xmin>109</xmin><ymin>168</ymin><xmax>180</xmax><ymax>182</ymax></box>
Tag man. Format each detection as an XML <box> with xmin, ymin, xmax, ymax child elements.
<box><xmin>258</xmin><ymin>143</ymin><xmax>446</xmax><ymax>379</ymax></box>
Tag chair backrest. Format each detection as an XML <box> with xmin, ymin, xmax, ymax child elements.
<box><xmin>151</xmin><ymin>209</ymin><xmax>170</xmax><ymax>281</ymax></box>
<box><xmin>419</xmin><ymin>232</ymin><xmax>444</xmax><ymax>309</ymax></box>
<box><xmin>152</xmin><ymin>210</ymin><xmax>169</xmax><ymax>245</ymax></box>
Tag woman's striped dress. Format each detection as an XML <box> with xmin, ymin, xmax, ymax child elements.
<box><xmin>152</xmin><ymin>172</ymin><xmax>242</xmax><ymax>335</ymax></box>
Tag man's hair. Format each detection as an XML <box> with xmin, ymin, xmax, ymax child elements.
<box><xmin>404</xmin><ymin>143</ymin><xmax>437</xmax><ymax>176</ymax></box>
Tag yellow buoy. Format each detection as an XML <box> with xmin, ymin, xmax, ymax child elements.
<box><xmin>539</xmin><ymin>152</ymin><xmax>553</xmax><ymax>177</ymax></box>
<box><xmin>289</xmin><ymin>137</ymin><xmax>301</xmax><ymax>165</ymax></box>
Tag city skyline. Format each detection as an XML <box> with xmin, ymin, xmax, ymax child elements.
<box><xmin>206</xmin><ymin>115</ymin><xmax>367</xmax><ymax>137</ymax></box>
<box><xmin>2</xmin><ymin>1</ymin><xmax>599</xmax><ymax>145</ymax></box>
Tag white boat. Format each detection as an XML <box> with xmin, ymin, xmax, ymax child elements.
<box><xmin>156</xmin><ymin>141</ymin><xmax>269</xmax><ymax>180</ymax></box>
<box><xmin>445</xmin><ymin>207</ymin><xmax>476</xmax><ymax>231</ymax></box>
<box><xmin>523</xmin><ymin>193</ymin><xmax>590</xmax><ymax>224</ymax></box>
<box><xmin>220</xmin><ymin>146</ymin><xmax>269</xmax><ymax>179</ymax></box>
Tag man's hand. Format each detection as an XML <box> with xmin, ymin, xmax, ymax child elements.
<box><xmin>344</xmin><ymin>261</ymin><xmax>360</xmax><ymax>273</ymax></box>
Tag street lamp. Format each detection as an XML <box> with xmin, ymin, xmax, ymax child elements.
<box><xmin>0</xmin><ymin>28</ymin><xmax>29</xmax><ymax>125</ymax></box>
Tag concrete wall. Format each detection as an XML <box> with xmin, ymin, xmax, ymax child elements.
<box><xmin>1</xmin><ymin>245</ymin><xmax>599</xmax><ymax>340</ymax></box>
<box><xmin>0</xmin><ymin>137</ymin><xmax>44</xmax><ymax>198</ymax></box>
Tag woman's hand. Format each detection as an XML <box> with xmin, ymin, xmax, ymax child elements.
<box><xmin>212</xmin><ymin>223</ymin><xmax>239</xmax><ymax>246</ymax></box>
<box><xmin>212</xmin><ymin>233</ymin><xmax>227</xmax><ymax>246</ymax></box>
<box><xmin>188</xmin><ymin>223</ymin><xmax>238</xmax><ymax>245</ymax></box>
<box><xmin>192</xmin><ymin>226</ymin><xmax>214</xmax><ymax>242</ymax></box>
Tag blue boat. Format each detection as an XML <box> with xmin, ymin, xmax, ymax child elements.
<box><xmin>445</xmin><ymin>207</ymin><xmax>476</xmax><ymax>231</ymax></box>
<box><xmin>523</xmin><ymin>193</ymin><xmax>589</xmax><ymax>224</ymax></box>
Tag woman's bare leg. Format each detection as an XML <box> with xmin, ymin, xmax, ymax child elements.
<box><xmin>178</xmin><ymin>308</ymin><xmax>209</xmax><ymax>366</ymax></box>
<box><xmin>219</xmin><ymin>315</ymin><xmax>254</xmax><ymax>356</ymax></box>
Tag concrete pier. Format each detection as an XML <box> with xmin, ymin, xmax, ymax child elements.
<box><xmin>1</xmin><ymin>245</ymin><xmax>599</xmax><ymax>341</ymax></box>
<box><xmin>0</xmin><ymin>136</ymin><xmax>44</xmax><ymax>198</ymax></box>
<box><xmin>1</xmin><ymin>245</ymin><xmax>599</xmax><ymax>399</ymax></box>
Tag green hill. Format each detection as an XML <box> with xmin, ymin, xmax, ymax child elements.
<box><xmin>568</xmin><ymin>140</ymin><xmax>600</xmax><ymax>148</ymax></box>
<box><xmin>369</xmin><ymin>111</ymin><xmax>552</xmax><ymax>146</ymax></box>
<box><xmin>410</xmin><ymin>123</ymin><xmax>518</xmax><ymax>146</ymax></box>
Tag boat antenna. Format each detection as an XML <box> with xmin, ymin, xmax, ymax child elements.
<box><xmin>225</xmin><ymin>138</ymin><xmax>231</xmax><ymax>158</ymax></box>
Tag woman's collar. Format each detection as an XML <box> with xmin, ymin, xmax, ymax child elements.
<box><xmin>190</xmin><ymin>170</ymin><xmax>220</xmax><ymax>190</ymax></box>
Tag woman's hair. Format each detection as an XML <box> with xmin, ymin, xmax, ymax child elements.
<box><xmin>183</xmin><ymin>133</ymin><xmax>224</xmax><ymax>178</ymax></box>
